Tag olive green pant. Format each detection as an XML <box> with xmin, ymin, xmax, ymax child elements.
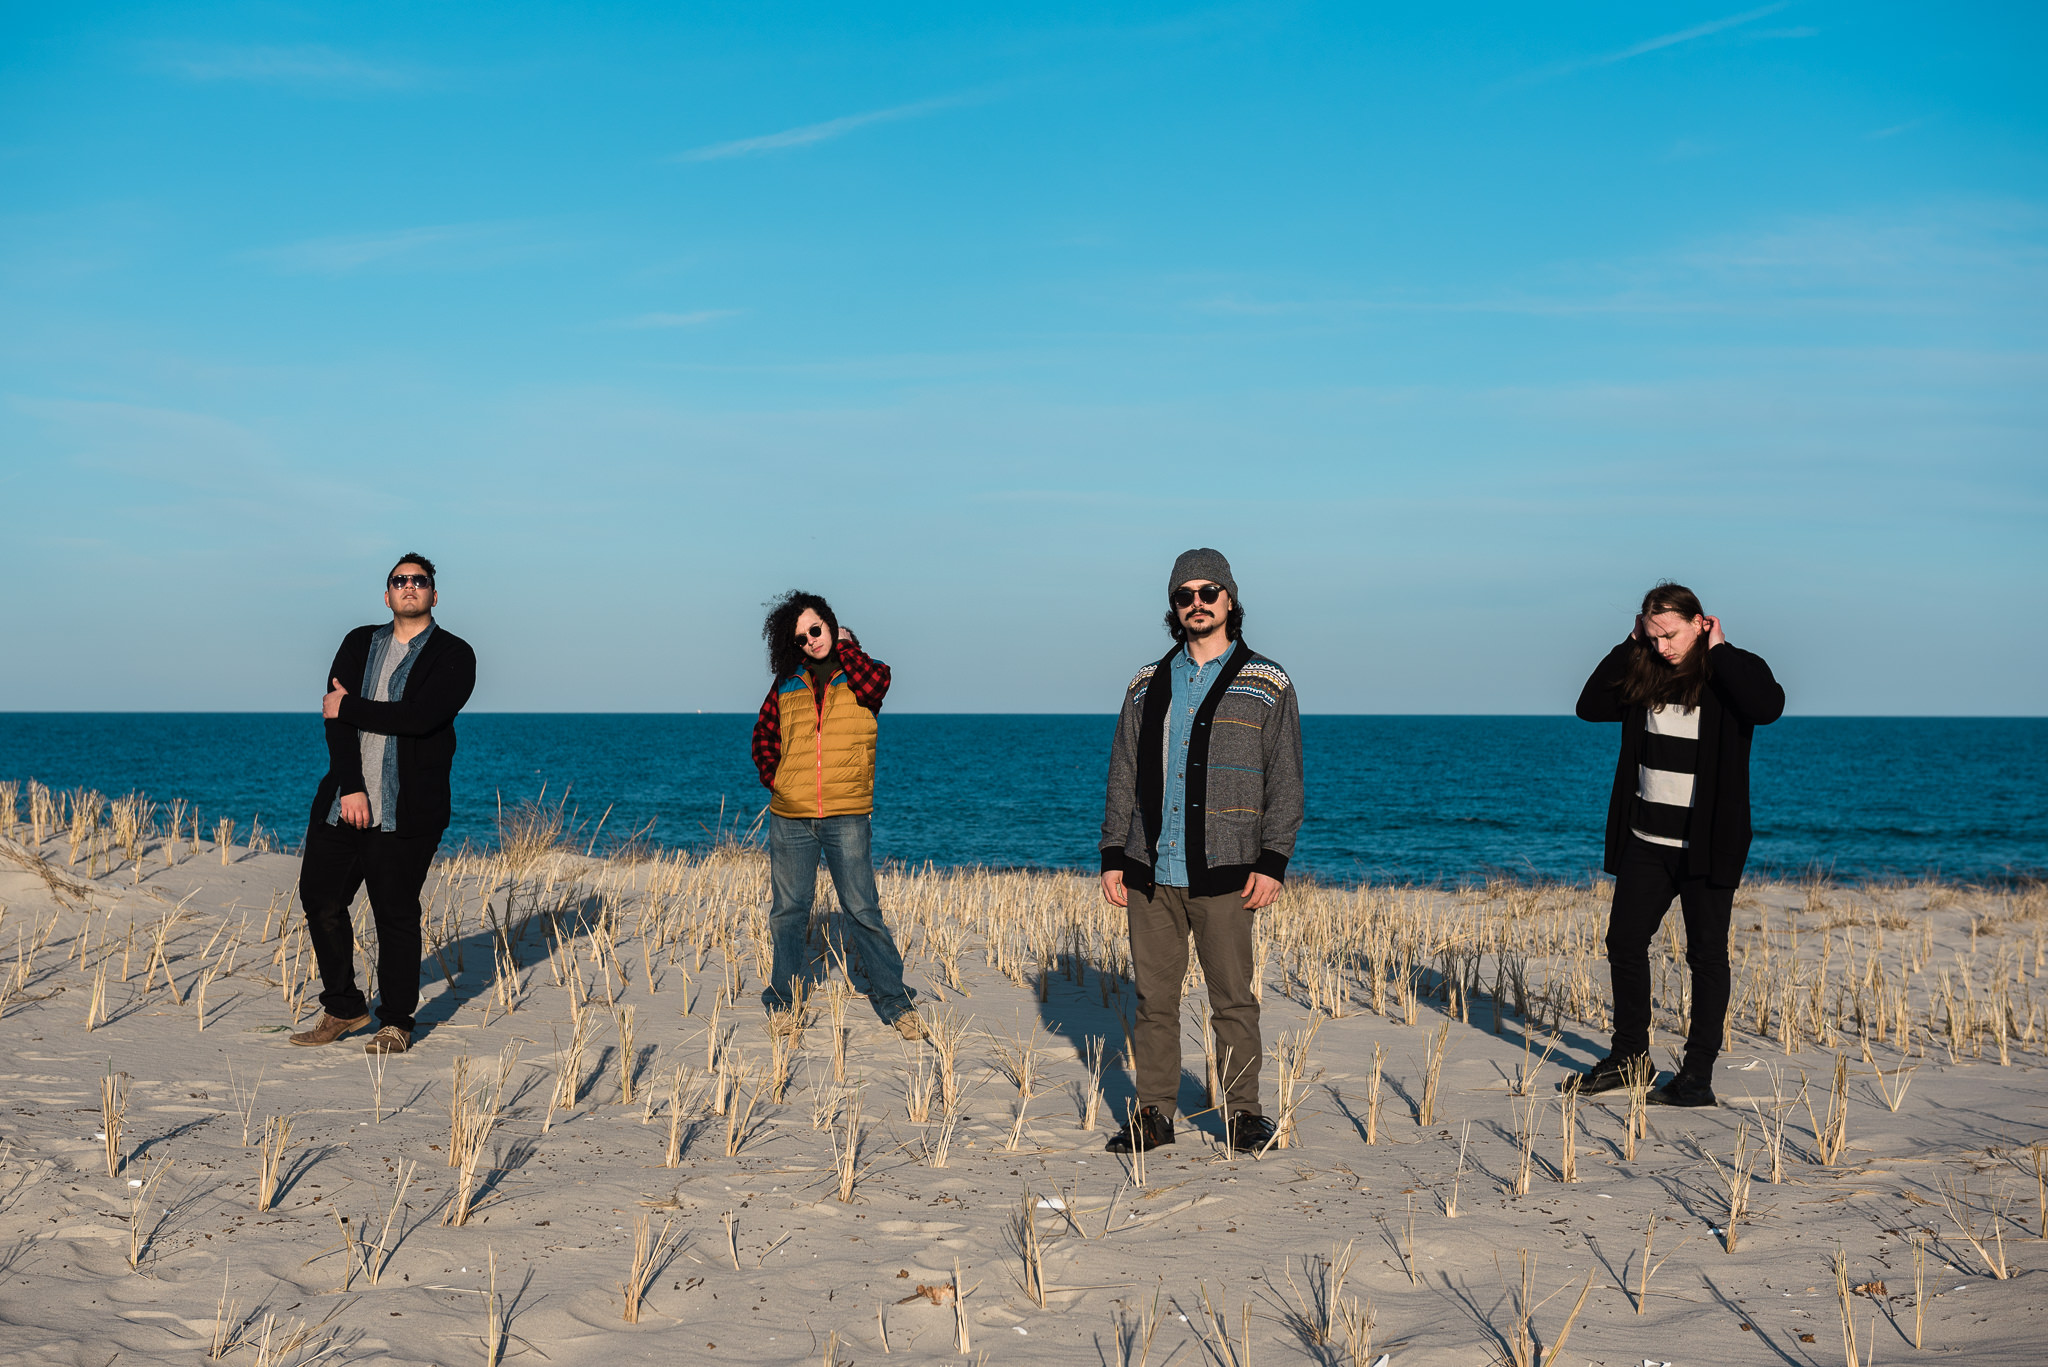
<box><xmin>1126</xmin><ymin>884</ymin><xmax>1262</xmax><ymax>1120</ymax></box>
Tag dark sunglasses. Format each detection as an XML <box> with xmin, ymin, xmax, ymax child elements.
<box><xmin>796</xmin><ymin>623</ymin><xmax>826</xmax><ymax>640</ymax></box>
<box><xmin>1171</xmin><ymin>584</ymin><xmax>1226</xmax><ymax>609</ymax></box>
<box><xmin>388</xmin><ymin>574</ymin><xmax>434</xmax><ymax>589</ymax></box>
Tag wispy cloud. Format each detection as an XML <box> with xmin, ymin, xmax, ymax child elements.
<box><xmin>1869</xmin><ymin>118</ymin><xmax>1926</xmax><ymax>140</ymax></box>
<box><xmin>251</xmin><ymin>223</ymin><xmax>516</xmax><ymax>274</ymax></box>
<box><xmin>606</xmin><ymin>310</ymin><xmax>741</xmax><ymax>329</ymax></box>
<box><xmin>1189</xmin><ymin>203</ymin><xmax>2048</xmax><ymax>322</ymax></box>
<box><xmin>10</xmin><ymin>395</ymin><xmax>366</xmax><ymax>512</ymax></box>
<box><xmin>151</xmin><ymin>43</ymin><xmax>423</xmax><ymax>90</ymax></box>
<box><xmin>674</xmin><ymin>95</ymin><xmax>966</xmax><ymax>162</ymax></box>
<box><xmin>1509</xmin><ymin>3</ymin><xmax>1791</xmax><ymax>86</ymax></box>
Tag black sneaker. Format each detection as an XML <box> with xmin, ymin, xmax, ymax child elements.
<box><xmin>1648</xmin><ymin>1072</ymin><xmax>1716</xmax><ymax>1108</ymax></box>
<box><xmin>1560</xmin><ymin>1051</ymin><xmax>1652</xmax><ymax>1096</ymax></box>
<box><xmin>1105</xmin><ymin>1106</ymin><xmax>1175</xmax><ymax>1153</ymax></box>
<box><xmin>1226</xmin><ymin>1111</ymin><xmax>1278</xmax><ymax>1154</ymax></box>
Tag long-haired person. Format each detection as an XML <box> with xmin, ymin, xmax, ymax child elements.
<box><xmin>1098</xmin><ymin>549</ymin><xmax>1303</xmax><ymax>1154</ymax></box>
<box><xmin>751</xmin><ymin>591</ymin><xmax>924</xmax><ymax>1040</ymax></box>
<box><xmin>1568</xmin><ymin>582</ymin><xmax>1784</xmax><ymax>1107</ymax></box>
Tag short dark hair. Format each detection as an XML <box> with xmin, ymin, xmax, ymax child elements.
<box><xmin>1164</xmin><ymin>589</ymin><xmax>1244</xmax><ymax>644</ymax></box>
<box><xmin>763</xmin><ymin>590</ymin><xmax>840</xmax><ymax>679</ymax></box>
<box><xmin>388</xmin><ymin>553</ymin><xmax>437</xmax><ymax>584</ymax></box>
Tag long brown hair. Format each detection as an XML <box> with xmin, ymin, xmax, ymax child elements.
<box><xmin>1620</xmin><ymin>581</ymin><xmax>1710</xmax><ymax>709</ymax></box>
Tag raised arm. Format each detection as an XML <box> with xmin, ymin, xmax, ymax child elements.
<box><xmin>835</xmin><ymin>632</ymin><xmax>891</xmax><ymax>712</ymax></box>
<box><xmin>337</xmin><ymin>639</ymin><xmax>476</xmax><ymax>737</ymax></box>
<box><xmin>1575</xmin><ymin>640</ymin><xmax>1635</xmax><ymax>723</ymax></box>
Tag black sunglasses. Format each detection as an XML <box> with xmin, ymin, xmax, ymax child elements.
<box><xmin>1171</xmin><ymin>584</ymin><xmax>1226</xmax><ymax>609</ymax></box>
<box><xmin>797</xmin><ymin>623</ymin><xmax>826</xmax><ymax>640</ymax></box>
<box><xmin>388</xmin><ymin>574</ymin><xmax>434</xmax><ymax>589</ymax></box>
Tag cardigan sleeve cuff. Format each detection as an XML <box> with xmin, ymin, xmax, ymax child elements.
<box><xmin>1100</xmin><ymin>847</ymin><xmax>1124</xmax><ymax>874</ymax></box>
<box><xmin>1253</xmin><ymin>849</ymin><xmax>1291</xmax><ymax>883</ymax></box>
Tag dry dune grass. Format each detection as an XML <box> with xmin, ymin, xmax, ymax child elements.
<box><xmin>0</xmin><ymin>781</ymin><xmax>2043</xmax><ymax>1365</ymax></box>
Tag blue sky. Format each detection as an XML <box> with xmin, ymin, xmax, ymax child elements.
<box><xmin>2</xmin><ymin>2</ymin><xmax>2042</xmax><ymax>715</ymax></box>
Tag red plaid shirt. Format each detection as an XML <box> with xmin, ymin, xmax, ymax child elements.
<box><xmin>751</xmin><ymin>636</ymin><xmax>891</xmax><ymax>788</ymax></box>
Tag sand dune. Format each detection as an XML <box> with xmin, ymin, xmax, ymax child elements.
<box><xmin>0</xmin><ymin>805</ymin><xmax>2042</xmax><ymax>1366</ymax></box>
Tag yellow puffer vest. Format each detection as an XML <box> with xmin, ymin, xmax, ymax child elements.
<box><xmin>769</xmin><ymin>667</ymin><xmax>878</xmax><ymax>817</ymax></box>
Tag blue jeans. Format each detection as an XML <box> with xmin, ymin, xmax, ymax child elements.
<box><xmin>764</xmin><ymin>812</ymin><xmax>915</xmax><ymax>1021</ymax></box>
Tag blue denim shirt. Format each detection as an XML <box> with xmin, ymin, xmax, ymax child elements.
<box><xmin>1154</xmin><ymin>643</ymin><xmax>1229</xmax><ymax>886</ymax></box>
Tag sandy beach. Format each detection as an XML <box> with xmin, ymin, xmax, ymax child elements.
<box><xmin>1</xmin><ymin>799</ymin><xmax>2043</xmax><ymax>1366</ymax></box>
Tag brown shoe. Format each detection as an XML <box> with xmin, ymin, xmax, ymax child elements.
<box><xmin>289</xmin><ymin>1012</ymin><xmax>371</xmax><ymax>1047</ymax></box>
<box><xmin>892</xmin><ymin>1010</ymin><xmax>928</xmax><ymax>1042</ymax></box>
<box><xmin>364</xmin><ymin>1026</ymin><xmax>412</xmax><ymax>1054</ymax></box>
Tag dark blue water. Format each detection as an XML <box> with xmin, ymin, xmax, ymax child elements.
<box><xmin>1</xmin><ymin>714</ymin><xmax>2041</xmax><ymax>884</ymax></box>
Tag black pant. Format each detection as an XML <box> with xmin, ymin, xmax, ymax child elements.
<box><xmin>299</xmin><ymin>818</ymin><xmax>441</xmax><ymax>1033</ymax></box>
<box><xmin>1605</xmin><ymin>834</ymin><xmax>1734</xmax><ymax>1078</ymax></box>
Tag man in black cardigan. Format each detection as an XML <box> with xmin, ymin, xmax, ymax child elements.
<box><xmin>291</xmin><ymin>554</ymin><xmax>477</xmax><ymax>1054</ymax></box>
<box><xmin>1567</xmin><ymin>582</ymin><xmax>1783</xmax><ymax>1107</ymax></box>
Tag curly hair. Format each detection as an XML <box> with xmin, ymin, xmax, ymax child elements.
<box><xmin>762</xmin><ymin>590</ymin><xmax>840</xmax><ymax>680</ymax></box>
<box><xmin>1620</xmin><ymin>581</ymin><xmax>1710</xmax><ymax>709</ymax></box>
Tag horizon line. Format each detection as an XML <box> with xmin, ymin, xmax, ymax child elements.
<box><xmin>2</xmin><ymin>710</ymin><xmax>2042</xmax><ymax>721</ymax></box>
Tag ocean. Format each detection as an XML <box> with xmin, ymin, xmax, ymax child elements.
<box><xmin>1</xmin><ymin>714</ymin><xmax>2041</xmax><ymax>885</ymax></box>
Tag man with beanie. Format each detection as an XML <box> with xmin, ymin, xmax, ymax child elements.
<box><xmin>1099</xmin><ymin>550</ymin><xmax>1304</xmax><ymax>1155</ymax></box>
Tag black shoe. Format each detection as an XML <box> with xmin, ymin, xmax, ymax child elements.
<box><xmin>1560</xmin><ymin>1051</ymin><xmax>1652</xmax><ymax>1096</ymax></box>
<box><xmin>1226</xmin><ymin>1111</ymin><xmax>1277</xmax><ymax>1154</ymax></box>
<box><xmin>1648</xmin><ymin>1072</ymin><xmax>1716</xmax><ymax>1108</ymax></box>
<box><xmin>1105</xmin><ymin>1106</ymin><xmax>1175</xmax><ymax>1153</ymax></box>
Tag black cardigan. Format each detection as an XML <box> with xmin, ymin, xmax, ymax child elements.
<box><xmin>1576</xmin><ymin>639</ymin><xmax>1785</xmax><ymax>888</ymax></box>
<box><xmin>308</xmin><ymin>623</ymin><xmax>477</xmax><ymax>839</ymax></box>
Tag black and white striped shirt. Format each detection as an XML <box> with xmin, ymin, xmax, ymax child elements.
<box><xmin>1631</xmin><ymin>703</ymin><xmax>1699</xmax><ymax>848</ymax></box>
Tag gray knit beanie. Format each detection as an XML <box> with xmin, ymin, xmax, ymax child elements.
<box><xmin>1168</xmin><ymin>548</ymin><xmax>1236</xmax><ymax>601</ymax></box>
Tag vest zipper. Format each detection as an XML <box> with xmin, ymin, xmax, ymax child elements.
<box><xmin>814</xmin><ymin>684</ymin><xmax>827</xmax><ymax>817</ymax></box>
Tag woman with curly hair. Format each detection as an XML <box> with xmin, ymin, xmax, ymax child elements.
<box><xmin>750</xmin><ymin>591</ymin><xmax>924</xmax><ymax>1040</ymax></box>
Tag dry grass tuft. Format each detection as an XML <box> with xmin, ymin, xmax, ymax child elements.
<box><xmin>255</xmin><ymin>1114</ymin><xmax>293</xmax><ymax>1212</ymax></box>
<box><xmin>1419</xmin><ymin>1020</ymin><xmax>1452</xmax><ymax>1126</ymax></box>
<box><xmin>100</xmin><ymin>1066</ymin><xmax>127</xmax><ymax>1178</ymax></box>
<box><xmin>620</xmin><ymin>1215</ymin><xmax>679</xmax><ymax>1323</ymax></box>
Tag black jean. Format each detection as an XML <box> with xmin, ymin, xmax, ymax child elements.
<box><xmin>1605</xmin><ymin>833</ymin><xmax>1735</xmax><ymax>1078</ymax></box>
<box><xmin>299</xmin><ymin>817</ymin><xmax>441</xmax><ymax>1032</ymax></box>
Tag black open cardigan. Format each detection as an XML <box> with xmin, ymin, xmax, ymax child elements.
<box><xmin>1576</xmin><ymin>639</ymin><xmax>1785</xmax><ymax>888</ymax></box>
<box><xmin>308</xmin><ymin>622</ymin><xmax>477</xmax><ymax>839</ymax></box>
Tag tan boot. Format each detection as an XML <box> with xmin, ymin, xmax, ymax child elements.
<box><xmin>289</xmin><ymin>1012</ymin><xmax>370</xmax><ymax>1047</ymax></box>
<box><xmin>892</xmin><ymin>1010</ymin><xmax>928</xmax><ymax>1042</ymax></box>
<box><xmin>364</xmin><ymin>1026</ymin><xmax>412</xmax><ymax>1054</ymax></box>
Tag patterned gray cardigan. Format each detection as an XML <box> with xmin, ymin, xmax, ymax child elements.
<box><xmin>1099</xmin><ymin>639</ymin><xmax>1304</xmax><ymax>898</ymax></box>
